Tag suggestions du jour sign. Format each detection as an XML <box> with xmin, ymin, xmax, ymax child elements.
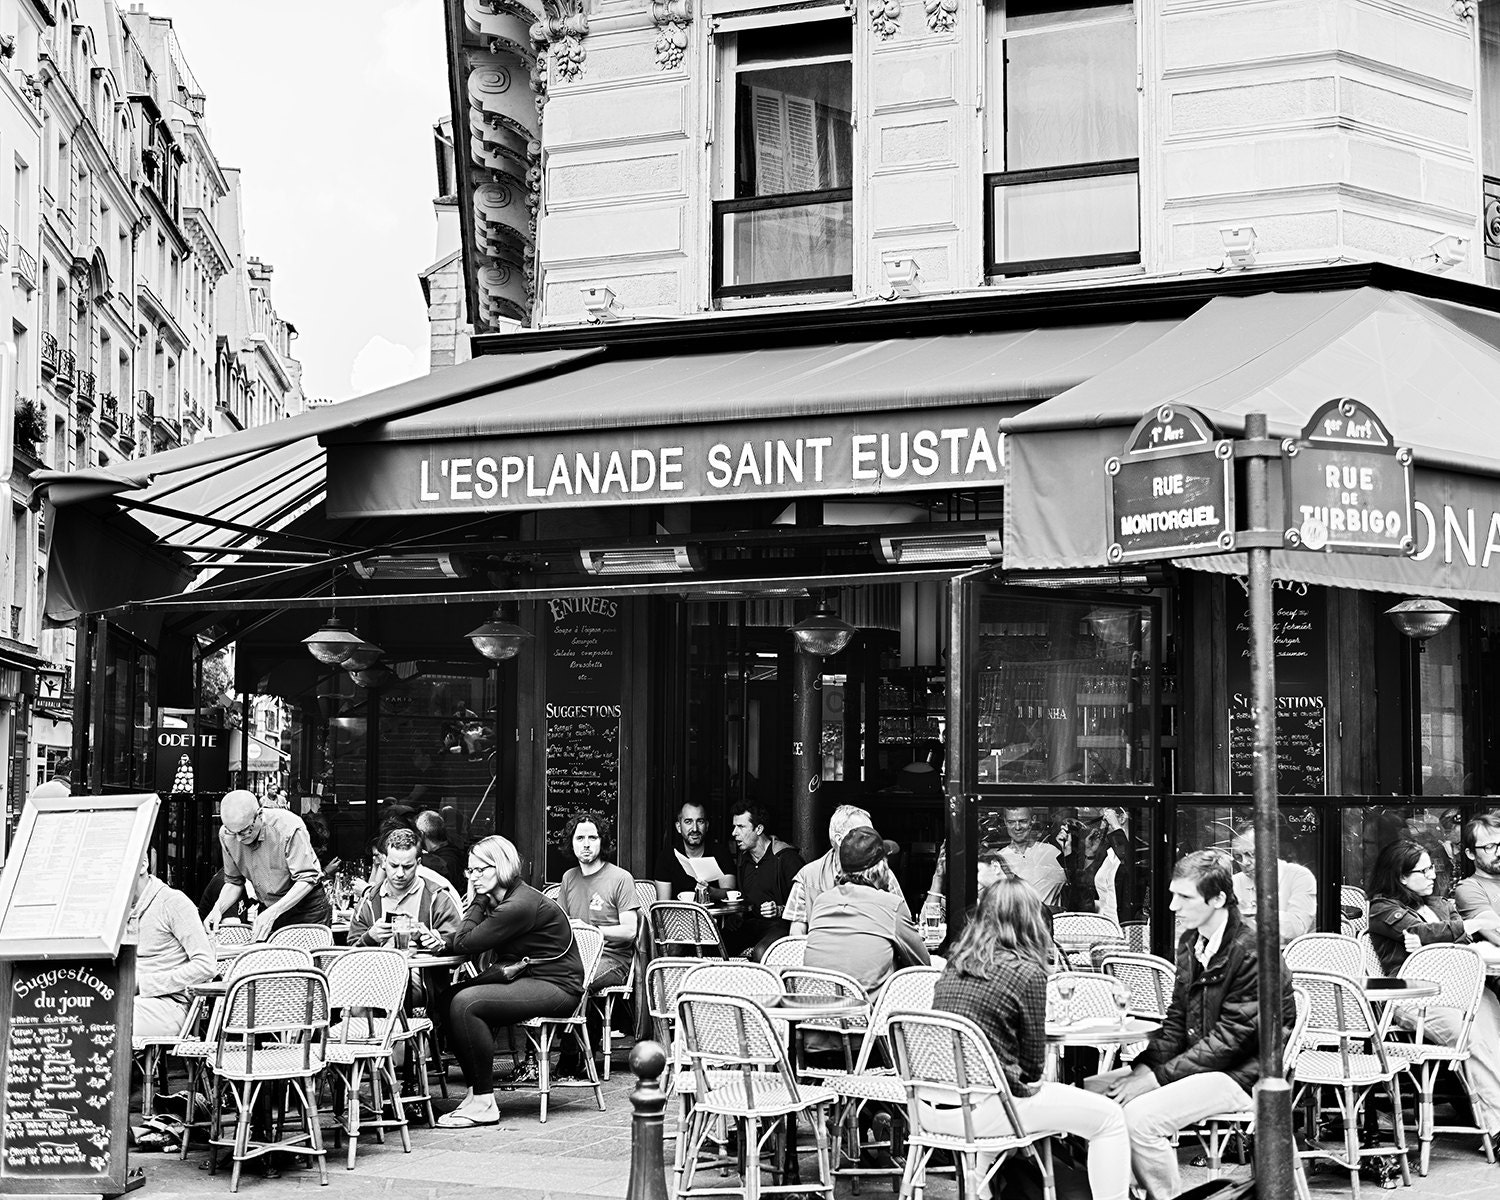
<box><xmin>325</xmin><ymin>408</ymin><xmax>1009</xmax><ymax>517</ymax></box>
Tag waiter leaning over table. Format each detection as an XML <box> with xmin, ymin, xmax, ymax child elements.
<box><xmin>205</xmin><ymin>789</ymin><xmax>332</xmax><ymax>940</ymax></box>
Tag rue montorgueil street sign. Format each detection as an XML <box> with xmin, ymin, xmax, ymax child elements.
<box><xmin>1104</xmin><ymin>404</ymin><xmax>1236</xmax><ymax>563</ymax></box>
<box><xmin>1282</xmin><ymin>398</ymin><xmax>1415</xmax><ymax>556</ymax></box>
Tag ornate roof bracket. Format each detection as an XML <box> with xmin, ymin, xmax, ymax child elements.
<box><xmin>648</xmin><ymin>0</ymin><xmax>691</xmax><ymax>70</ymax></box>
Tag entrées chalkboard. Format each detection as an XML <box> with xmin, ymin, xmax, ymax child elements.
<box><xmin>0</xmin><ymin>953</ymin><xmax>136</xmax><ymax>1194</ymax></box>
<box><xmin>0</xmin><ymin>793</ymin><xmax>160</xmax><ymax>959</ymax></box>
<box><xmin>544</xmin><ymin>599</ymin><xmax>624</xmax><ymax>879</ymax></box>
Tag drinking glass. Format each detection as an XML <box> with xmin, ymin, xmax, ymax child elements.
<box><xmin>1056</xmin><ymin>977</ymin><xmax>1076</xmax><ymax>1027</ymax></box>
<box><xmin>392</xmin><ymin>913</ymin><xmax>413</xmax><ymax>952</ymax></box>
<box><xmin>1113</xmin><ymin>984</ymin><xmax>1130</xmax><ymax>1027</ymax></box>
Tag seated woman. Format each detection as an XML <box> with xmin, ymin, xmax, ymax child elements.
<box><xmin>930</xmin><ymin>877</ymin><xmax>1130</xmax><ymax>1200</ymax></box>
<box><xmin>1368</xmin><ymin>838</ymin><xmax>1500</xmax><ymax>1139</ymax></box>
<box><xmin>437</xmin><ymin>835</ymin><xmax>585</xmax><ymax>1129</ymax></box>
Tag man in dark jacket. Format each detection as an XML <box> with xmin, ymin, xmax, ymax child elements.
<box><xmin>1099</xmin><ymin>850</ymin><xmax>1294</xmax><ymax>1199</ymax></box>
<box><xmin>723</xmin><ymin>802</ymin><xmax>805</xmax><ymax>959</ymax></box>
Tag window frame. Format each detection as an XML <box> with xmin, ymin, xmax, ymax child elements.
<box><xmin>710</xmin><ymin>17</ymin><xmax>856</xmax><ymax>302</ymax></box>
<box><xmin>983</xmin><ymin>0</ymin><xmax>1141</xmax><ymax>278</ymax></box>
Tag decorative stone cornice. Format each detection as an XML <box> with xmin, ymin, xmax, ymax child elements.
<box><xmin>924</xmin><ymin>0</ymin><xmax>956</xmax><ymax>32</ymax></box>
<box><xmin>531</xmin><ymin>12</ymin><xmax>589</xmax><ymax>86</ymax></box>
<box><xmin>648</xmin><ymin>0</ymin><xmax>691</xmax><ymax>70</ymax></box>
<box><xmin>870</xmin><ymin>0</ymin><xmax>899</xmax><ymax>39</ymax></box>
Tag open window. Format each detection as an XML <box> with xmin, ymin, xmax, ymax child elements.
<box><xmin>713</xmin><ymin>19</ymin><xmax>853</xmax><ymax>299</ymax></box>
<box><xmin>984</xmin><ymin>0</ymin><xmax>1140</xmax><ymax>276</ymax></box>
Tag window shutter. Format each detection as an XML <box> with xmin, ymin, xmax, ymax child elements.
<box><xmin>750</xmin><ymin>86</ymin><xmax>788</xmax><ymax>194</ymax></box>
<box><xmin>784</xmin><ymin>95</ymin><xmax>818</xmax><ymax>190</ymax></box>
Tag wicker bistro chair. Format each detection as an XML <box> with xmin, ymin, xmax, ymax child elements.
<box><xmin>673</xmin><ymin>991</ymin><xmax>838</xmax><ymax>1200</ymax></box>
<box><xmin>648</xmin><ymin>958</ymin><xmax>706</xmax><ymax>1095</ymax></box>
<box><xmin>887</xmin><ymin>1011</ymin><xmax>1060</xmax><ymax>1200</ymax></box>
<box><xmin>593</xmin><ymin>882</ymin><xmax>660</xmax><ymax>1080</ymax></box>
<box><xmin>1287</xmin><ymin>933</ymin><xmax>1365</xmax><ymax>982</ymax></box>
<box><xmin>1290</xmin><ymin>969</ymin><xmax>1412</xmax><ymax>1197</ymax></box>
<box><xmin>206</xmin><ymin>967</ymin><xmax>331</xmax><ymax>1192</ymax></box>
<box><xmin>652</xmin><ymin>901</ymin><xmax>729</xmax><ymax>958</ymax></box>
<box><xmin>1356</xmin><ymin>932</ymin><xmax>1385</xmax><ymax>978</ymax></box>
<box><xmin>269</xmin><ymin>922</ymin><xmax>335</xmax><ymax>951</ymax></box>
<box><xmin>778</xmin><ymin>966</ymin><xmax>869</xmax><ymax>1077</ymax></box>
<box><xmin>1044</xmin><ymin>971</ymin><xmax>1129</xmax><ymax>1077</ymax></box>
<box><xmin>823</xmin><ymin>966</ymin><xmax>941</xmax><ymax>1186</ymax></box>
<box><xmin>1099</xmin><ymin>952</ymin><xmax>1174</xmax><ymax>1019</ymax></box>
<box><xmin>1380</xmin><ymin>943</ymin><xmax>1496</xmax><ymax>1174</ymax></box>
<box><xmin>1342</xmin><ymin>886</ymin><xmax>1371</xmax><ymax>936</ymax></box>
<box><xmin>173</xmin><ymin>944</ymin><xmax>315</xmax><ymax>1161</ymax></box>
<box><xmin>520</xmin><ymin>922</ymin><xmax>608</xmax><ymax>1121</ymax></box>
<box><xmin>1051</xmin><ymin>912</ymin><xmax>1122</xmax><ymax>970</ymax></box>
<box><xmin>322</xmin><ymin>947</ymin><xmax>412</xmax><ymax>1169</ymax></box>
<box><xmin>761</xmin><ymin>937</ymin><xmax>807</xmax><ymax>971</ymax></box>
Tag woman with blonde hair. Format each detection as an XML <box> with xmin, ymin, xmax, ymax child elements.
<box><xmin>930</xmin><ymin>877</ymin><xmax>1130</xmax><ymax>1200</ymax></box>
<box><xmin>438</xmin><ymin>835</ymin><xmax>584</xmax><ymax>1128</ymax></box>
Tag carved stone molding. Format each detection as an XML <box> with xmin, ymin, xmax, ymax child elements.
<box><xmin>924</xmin><ymin>0</ymin><xmax>956</xmax><ymax>32</ymax></box>
<box><xmin>870</xmin><ymin>0</ymin><xmax>900</xmax><ymax>39</ymax></box>
<box><xmin>1454</xmin><ymin>0</ymin><xmax>1476</xmax><ymax>18</ymax></box>
<box><xmin>531</xmin><ymin>12</ymin><xmax>590</xmax><ymax>86</ymax></box>
<box><xmin>648</xmin><ymin>0</ymin><xmax>691</xmax><ymax>70</ymax></box>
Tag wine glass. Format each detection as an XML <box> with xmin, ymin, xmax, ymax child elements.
<box><xmin>1113</xmin><ymin>983</ymin><xmax>1131</xmax><ymax>1027</ymax></box>
<box><xmin>1055</xmin><ymin>976</ymin><xmax>1077</xmax><ymax>1027</ymax></box>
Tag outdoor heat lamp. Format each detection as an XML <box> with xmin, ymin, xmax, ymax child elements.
<box><xmin>467</xmin><ymin>610</ymin><xmax>533</xmax><ymax>662</ymax></box>
<box><xmin>302</xmin><ymin>615</ymin><xmax>364</xmax><ymax>665</ymax></box>
<box><xmin>790</xmin><ymin>606</ymin><xmax>857</xmax><ymax>657</ymax></box>
<box><xmin>1385</xmin><ymin>598</ymin><xmax>1457</xmax><ymax>645</ymax></box>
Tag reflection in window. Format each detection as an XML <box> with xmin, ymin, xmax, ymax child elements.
<box><xmin>974</xmin><ymin>596</ymin><xmax>1154</xmax><ymax>786</ymax></box>
<box><xmin>1173</xmin><ymin>804</ymin><xmax>1320</xmax><ymax>941</ymax></box>
<box><xmin>1342</xmin><ymin>804</ymin><xmax>1462</xmax><ymax>912</ymax></box>
<box><xmin>1419</xmin><ymin>623</ymin><xmax>1472</xmax><ymax>794</ymax></box>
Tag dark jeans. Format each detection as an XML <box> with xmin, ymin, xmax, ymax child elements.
<box><xmin>723</xmin><ymin>916</ymin><xmax>789</xmax><ymax>960</ymax></box>
<box><xmin>558</xmin><ymin>958</ymin><xmax>632</xmax><ymax>1073</ymax></box>
<box><xmin>270</xmin><ymin>886</ymin><xmax>332</xmax><ymax>929</ymax></box>
<box><xmin>448</xmin><ymin>978</ymin><xmax>578</xmax><ymax>1093</ymax></box>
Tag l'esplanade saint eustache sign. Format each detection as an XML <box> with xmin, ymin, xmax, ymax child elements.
<box><xmin>1103</xmin><ymin>405</ymin><xmax>1235</xmax><ymax>563</ymax></box>
<box><xmin>323</xmin><ymin>408</ymin><xmax>1009</xmax><ymax>518</ymax></box>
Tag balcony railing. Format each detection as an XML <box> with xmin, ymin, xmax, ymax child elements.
<box><xmin>137</xmin><ymin>390</ymin><xmax>154</xmax><ymax>421</ymax></box>
<box><xmin>12</xmin><ymin>245</ymin><xmax>36</xmax><ymax>291</ymax></box>
<box><xmin>98</xmin><ymin>393</ymin><xmax>119</xmax><ymax>431</ymax></box>
<box><xmin>40</xmin><ymin>333</ymin><xmax>58</xmax><ymax>378</ymax></box>
<box><xmin>0</xmin><ymin>223</ymin><xmax>10</xmax><ymax>265</ymax></box>
<box><xmin>76</xmin><ymin>371</ymin><xmax>96</xmax><ymax>403</ymax></box>
<box><xmin>1486</xmin><ymin>175</ymin><xmax>1500</xmax><ymax>265</ymax></box>
<box><xmin>54</xmin><ymin>350</ymin><xmax>75</xmax><ymax>394</ymax></box>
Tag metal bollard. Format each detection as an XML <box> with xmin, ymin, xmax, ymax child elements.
<box><xmin>626</xmin><ymin>1040</ymin><xmax>671</xmax><ymax>1200</ymax></box>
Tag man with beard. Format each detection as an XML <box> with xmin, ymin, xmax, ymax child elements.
<box><xmin>653</xmin><ymin>800</ymin><xmax>732</xmax><ymax>896</ymax></box>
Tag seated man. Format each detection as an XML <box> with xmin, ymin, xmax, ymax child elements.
<box><xmin>724</xmin><ymin>803</ymin><xmax>805</xmax><ymax>960</ymax></box>
<box><xmin>805</xmin><ymin>827</ymin><xmax>929</xmax><ymax>997</ymax></box>
<box><xmin>1229</xmin><ymin>821</ymin><xmax>1316</xmax><ymax>944</ymax></box>
<box><xmin>1455</xmin><ymin>812</ymin><xmax>1500</xmax><ymax>945</ymax></box>
<box><xmin>555</xmin><ymin>813</ymin><xmax>642</xmax><ymax>1078</ymax></box>
<box><xmin>783</xmin><ymin>805</ymin><xmax>901</xmax><ymax>936</ymax></box>
<box><xmin>653</xmin><ymin>800</ymin><xmax>732</xmax><ymax>898</ymax></box>
<box><xmin>1095</xmin><ymin>851</ymin><xmax>1294</xmax><ymax>1200</ymax></box>
<box><xmin>349</xmin><ymin>827</ymin><xmax>463</xmax><ymax>950</ymax></box>
<box><xmin>417</xmin><ymin>809</ymin><xmax>467</xmax><ymax>895</ymax></box>
<box><xmin>130</xmin><ymin>856</ymin><xmax>216</xmax><ymax>1041</ymax></box>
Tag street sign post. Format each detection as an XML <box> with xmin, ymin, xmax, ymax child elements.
<box><xmin>1282</xmin><ymin>398</ymin><xmax>1415</xmax><ymax>554</ymax></box>
<box><xmin>1104</xmin><ymin>405</ymin><xmax>1235</xmax><ymax>563</ymax></box>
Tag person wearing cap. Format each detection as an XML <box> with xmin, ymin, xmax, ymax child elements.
<box><xmin>783</xmin><ymin>805</ymin><xmax>902</xmax><ymax>936</ymax></box>
<box><xmin>206</xmin><ymin>789</ymin><xmax>331</xmax><ymax>941</ymax></box>
<box><xmin>804</xmin><ymin>827</ymin><xmax>930</xmax><ymax>996</ymax></box>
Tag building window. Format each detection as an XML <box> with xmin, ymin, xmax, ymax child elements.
<box><xmin>712</xmin><ymin>20</ymin><xmax>853</xmax><ymax>299</ymax></box>
<box><xmin>984</xmin><ymin>0</ymin><xmax>1139</xmax><ymax>276</ymax></box>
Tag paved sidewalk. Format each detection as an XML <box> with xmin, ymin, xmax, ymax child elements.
<box><xmin>131</xmin><ymin>1060</ymin><xmax>1500</xmax><ymax>1200</ymax></box>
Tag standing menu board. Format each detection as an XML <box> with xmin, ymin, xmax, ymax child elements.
<box><xmin>1226</xmin><ymin>585</ymin><xmax>1328</xmax><ymax>795</ymax></box>
<box><xmin>0</xmin><ymin>955</ymin><xmax>135</xmax><ymax>1195</ymax></box>
<box><xmin>544</xmin><ymin>598</ymin><xmax>624</xmax><ymax>879</ymax></box>
<box><xmin>0</xmin><ymin>794</ymin><xmax>159</xmax><ymax>959</ymax></box>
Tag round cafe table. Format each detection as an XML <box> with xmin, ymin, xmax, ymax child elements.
<box><xmin>1044</xmin><ymin>1016</ymin><xmax>1160</xmax><ymax>1083</ymax></box>
<box><xmin>407</xmin><ymin>952</ymin><xmax>466</xmax><ymax>970</ymax></box>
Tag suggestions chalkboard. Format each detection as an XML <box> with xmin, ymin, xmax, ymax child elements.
<box><xmin>544</xmin><ymin>599</ymin><xmax>625</xmax><ymax>879</ymax></box>
<box><xmin>0</xmin><ymin>955</ymin><xmax>134</xmax><ymax>1194</ymax></box>
<box><xmin>1225</xmin><ymin>584</ymin><xmax>1328</xmax><ymax>795</ymax></box>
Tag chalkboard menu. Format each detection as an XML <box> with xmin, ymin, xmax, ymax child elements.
<box><xmin>544</xmin><ymin>598</ymin><xmax>624</xmax><ymax>879</ymax></box>
<box><xmin>1225</xmin><ymin>584</ymin><xmax>1328</xmax><ymax>795</ymax></box>
<box><xmin>0</xmin><ymin>953</ymin><xmax>135</xmax><ymax>1194</ymax></box>
<box><xmin>0</xmin><ymin>794</ymin><xmax>160</xmax><ymax>959</ymax></box>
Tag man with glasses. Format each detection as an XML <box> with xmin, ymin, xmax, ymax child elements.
<box><xmin>1455</xmin><ymin>812</ymin><xmax>1500</xmax><ymax>948</ymax></box>
<box><xmin>1228</xmin><ymin>819</ymin><xmax>1316</xmax><ymax>944</ymax></box>
<box><xmin>206</xmin><ymin>789</ymin><xmax>331</xmax><ymax>941</ymax></box>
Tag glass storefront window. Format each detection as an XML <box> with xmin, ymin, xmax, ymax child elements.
<box><xmin>973</xmin><ymin>594</ymin><xmax>1155</xmax><ymax>787</ymax></box>
<box><xmin>1419</xmin><ymin>622</ymin><xmax>1472</xmax><ymax>794</ymax></box>
<box><xmin>1342</xmin><ymin>804</ymin><xmax>1465</xmax><ymax>913</ymax></box>
<box><xmin>1173</xmin><ymin>802</ymin><xmax>1321</xmax><ymax>941</ymax></box>
<box><xmin>975</xmin><ymin>800</ymin><xmax>1156</xmax><ymax>942</ymax></box>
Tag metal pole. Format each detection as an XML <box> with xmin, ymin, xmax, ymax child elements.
<box><xmin>1243</xmin><ymin>412</ymin><xmax>1295</xmax><ymax>1194</ymax></box>
<box><xmin>625</xmin><ymin>1040</ymin><xmax>670</xmax><ymax>1200</ymax></box>
<box><xmin>790</xmin><ymin>647</ymin><xmax>820</xmax><ymax>858</ymax></box>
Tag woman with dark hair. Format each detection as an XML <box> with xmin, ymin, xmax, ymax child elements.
<box><xmin>437</xmin><ymin>835</ymin><xmax>585</xmax><ymax>1128</ymax></box>
<box><xmin>1368</xmin><ymin>838</ymin><xmax>1500</xmax><ymax>1138</ymax></box>
<box><xmin>930</xmin><ymin>877</ymin><xmax>1130</xmax><ymax>1200</ymax></box>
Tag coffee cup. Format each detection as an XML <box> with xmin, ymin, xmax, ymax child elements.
<box><xmin>677</xmin><ymin>891</ymin><xmax>696</xmax><ymax>902</ymax></box>
<box><xmin>725</xmin><ymin>890</ymin><xmax>742</xmax><ymax>902</ymax></box>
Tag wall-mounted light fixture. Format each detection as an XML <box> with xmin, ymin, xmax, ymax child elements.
<box><xmin>1219</xmin><ymin>225</ymin><xmax>1257</xmax><ymax>269</ymax></box>
<box><xmin>877</xmin><ymin>529</ymin><xmax>1003</xmax><ymax>566</ymax></box>
<box><xmin>1427</xmin><ymin>234</ymin><xmax>1468</xmax><ymax>272</ymax></box>
<box><xmin>1385</xmin><ymin>597</ymin><xmax>1457</xmax><ymax>647</ymax></box>
<box><xmin>882</xmin><ymin>256</ymin><xmax>921</xmax><ymax>299</ymax></box>
<box><xmin>581</xmin><ymin>285</ymin><xmax>626</xmax><ymax>323</ymax></box>
<box><xmin>467</xmin><ymin>608</ymin><xmax>533</xmax><ymax>662</ymax></box>
<box><xmin>579</xmin><ymin>545</ymin><xmax>700</xmax><ymax>576</ymax></box>
<box><xmin>790</xmin><ymin>605</ymin><xmax>857</xmax><ymax>657</ymax></box>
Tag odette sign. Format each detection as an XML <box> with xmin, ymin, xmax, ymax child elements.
<box><xmin>1104</xmin><ymin>405</ymin><xmax>1236</xmax><ymax>563</ymax></box>
<box><xmin>1282</xmin><ymin>398</ymin><xmax>1415</xmax><ymax>556</ymax></box>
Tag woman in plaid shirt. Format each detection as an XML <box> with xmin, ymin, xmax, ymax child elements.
<box><xmin>930</xmin><ymin>877</ymin><xmax>1130</xmax><ymax>1200</ymax></box>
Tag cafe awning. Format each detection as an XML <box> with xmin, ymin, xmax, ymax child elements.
<box><xmin>1002</xmin><ymin>287</ymin><xmax>1500</xmax><ymax>602</ymax></box>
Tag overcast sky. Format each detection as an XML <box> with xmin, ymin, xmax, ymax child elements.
<box><xmin>142</xmin><ymin>1</ymin><xmax>450</xmax><ymax>402</ymax></box>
